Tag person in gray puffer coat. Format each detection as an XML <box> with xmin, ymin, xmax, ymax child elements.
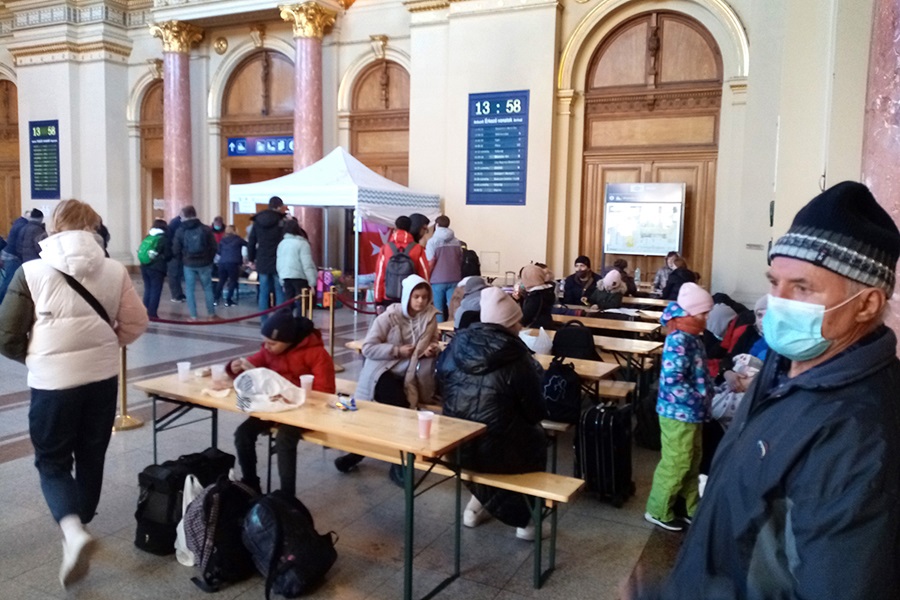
<box><xmin>437</xmin><ymin>287</ymin><xmax>548</xmax><ymax>540</ymax></box>
<box><xmin>452</xmin><ymin>276</ymin><xmax>489</xmax><ymax>329</ymax></box>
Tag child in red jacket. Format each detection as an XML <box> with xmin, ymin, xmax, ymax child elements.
<box><xmin>228</xmin><ymin>309</ymin><xmax>336</xmax><ymax>495</ymax></box>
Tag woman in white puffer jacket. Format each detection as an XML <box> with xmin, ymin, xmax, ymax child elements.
<box><xmin>0</xmin><ymin>199</ymin><xmax>148</xmax><ymax>588</ymax></box>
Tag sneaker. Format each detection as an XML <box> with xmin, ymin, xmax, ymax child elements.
<box><xmin>515</xmin><ymin>521</ymin><xmax>552</xmax><ymax>541</ymax></box>
<box><xmin>170</xmin><ymin>297</ymin><xmax>181</xmax><ymax>303</ymax></box>
<box><xmin>463</xmin><ymin>497</ymin><xmax>490</xmax><ymax>528</ymax></box>
<box><xmin>59</xmin><ymin>531</ymin><xmax>96</xmax><ymax>587</ymax></box>
<box><xmin>334</xmin><ymin>454</ymin><xmax>363</xmax><ymax>473</ymax></box>
<box><xmin>681</xmin><ymin>515</ymin><xmax>693</xmax><ymax>526</ymax></box>
<box><xmin>213</xmin><ymin>301</ymin><xmax>218</xmax><ymax>307</ymax></box>
<box><xmin>644</xmin><ymin>512</ymin><xmax>684</xmax><ymax>532</ymax></box>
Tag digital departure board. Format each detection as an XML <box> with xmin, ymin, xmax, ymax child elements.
<box><xmin>466</xmin><ymin>90</ymin><xmax>529</xmax><ymax>206</ymax></box>
<box><xmin>30</xmin><ymin>120</ymin><xmax>60</xmax><ymax>200</ymax></box>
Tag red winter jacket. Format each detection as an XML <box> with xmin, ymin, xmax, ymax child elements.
<box><xmin>226</xmin><ymin>330</ymin><xmax>336</xmax><ymax>393</ymax></box>
<box><xmin>373</xmin><ymin>229</ymin><xmax>429</xmax><ymax>303</ymax></box>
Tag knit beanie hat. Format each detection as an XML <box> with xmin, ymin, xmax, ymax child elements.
<box><xmin>602</xmin><ymin>269</ymin><xmax>624</xmax><ymax>293</ymax></box>
<box><xmin>677</xmin><ymin>282</ymin><xmax>714</xmax><ymax>316</ymax></box>
<box><xmin>520</xmin><ymin>264</ymin><xmax>546</xmax><ymax>289</ymax></box>
<box><xmin>463</xmin><ymin>276</ymin><xmax>489</xmax><ymax>297</ymax></box>
<box><xmin>261</xmin><ymin>309</ymin><xmax>314</xmax><ymax>344</ymax></box>
<box><xmin>769</xmin><ymin>181</ymin><xmax>900</xmax><ymax>295</ymax></box>
<box><xmin>480</xmin><ymin>287</ymin><xmax>522</xmax><ymax>330</ymax></box>
<box><xmin>29</xmin><ymin>209</ymin><xmax>43</xmax><ymax>222</ymax></box>
<box><xmin>575</xmin><ymin>255</ymin><xmax>591</xmax><ymax>268</ymax></box>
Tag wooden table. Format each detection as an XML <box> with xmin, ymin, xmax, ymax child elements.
<box><xmin>621</xmin><ymin>296</ymin><xmax>670</xmax><ymax>308</ymax></box>
<box><xmin>134</xmin><ymin>373</ymin><xmax>486</xmax><ymax>600</ymax></box>
<box><xmin>551</xmin><ymin>314</ymin><xmax>661</xmax><ymax>338</ymax></box>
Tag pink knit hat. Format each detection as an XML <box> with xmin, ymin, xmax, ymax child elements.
<box><xmin>602</xmin><ymin>269</ymin><xmax>624</xmax><ymax>293</ymax></box>
<box><xmin>677</xmin><ymin>282</ymin><xmax>714</xmax><ymax>316</ymax></box>
<box><xmin>480</xmin><ymin>287</ymin><xmax>523</xmax><ymax>330</ymax></box>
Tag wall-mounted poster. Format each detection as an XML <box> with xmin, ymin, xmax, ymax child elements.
<box><xmin>30</xmin><ymin>120</ymin><xmax>60</xmax><ymax>200</ymax></box>
<box><xmin>466</xmin><ymin>90</ymin><xmax>529</xmax><ymax>205</ymax></box>
<box><xmin>603</xmin><ymin>183</ymin><xmax>685</xmax><ymax>256</ymax></box>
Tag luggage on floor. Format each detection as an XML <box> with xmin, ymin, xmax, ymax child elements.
<box><xmin>574</xmin><ymin>403</ymin><xmax>635</xmax><ymax>507</ymax></box>
<box><xmin>242</xmin><ymin>490</ymin><xmax>338</xmax><ymax>599</ymax></box>
<box><xmin>184</xmin><ymin>476</ymin><xmax>259</xmax><ymax>592</ymax></box>
<box><xmin>134</xmin><ymin>448</ymin><xmax>235</xmax><ymax>555</ymax></box>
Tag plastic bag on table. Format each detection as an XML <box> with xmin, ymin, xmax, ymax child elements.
<box><xmin>234</xmin><ymin>368</ymin><xmax>306</xmax><ymax>413</ymax></box>
<box><xmin>519</xmin><ymin>327</ymin><xmax>553</xmax><ymax>355</ymax></box>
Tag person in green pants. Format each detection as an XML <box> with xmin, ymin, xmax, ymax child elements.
<box><xmin>645</xmin><ymin>282</ymin><xmax>714</xmax><ymax>531</ymax></box>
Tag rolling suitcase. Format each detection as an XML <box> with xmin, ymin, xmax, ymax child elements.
<box><xmin>575</xmin><ymin>403</ymin><xmax>635</xmax><ymax>507</ymax></box>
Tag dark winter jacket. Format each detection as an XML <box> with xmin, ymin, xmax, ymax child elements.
<box><xmin>562</xmin><ymin>272</ymin><xmax>601</xmax><ymax>305</ymax></box>
<box><xmin>661</xmin><ymin>267</ymin><xmax>696</xmax><ymax>300</ymax></box>
<box><xmin>247</xmin><ymin>209</ymin><xmax>285</xmax><ymax>274</ymax></box>
<box><xmin>217</xmin><ymin>232</ymin><xmax>246</xmax><ymax>265</ymax></box>
<box><xmin>651</xmin><ymin>326</ymin><xmax>900</xmax><ymax>600</ymax></box>
<box><xmin>18</xmin><ymin>221</ymin><xmax>47</xmax><ymax>262</ymax></box>
<box><xmin>520</xmin><ymin>286</ymin><xmax>556</xmax><ymax>330</ymax></box>
<box><xmin>173</xmin><ymin>218</ymin><xmax>217</xmax><ymax>268</ymax></box>
<box><xmin>144</xmin><ymin>228</ymin><xmax>173</xmax><ymax>274</ymax></box>
<box><xmin>3</xmin><ymin>217</ymin><xmax>27</xmax><ymax>258</ymax></box>
<box><xmin>437</xmin><ymin>323</ymin><xmax>547</xmax><ymax>527</ymax></box>
<box><xmin>166</xmin><ymin>216</ymin><xmax>182</xmax><ymax>265</ymax></box>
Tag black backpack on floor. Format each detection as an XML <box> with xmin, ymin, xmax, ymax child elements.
<box><xmin>542</xmin><ymin>356</ymin><xmax>583</xmax><ymax>424</ymax></box>
<box><xmin>134</xmin><ymin>448</ymin><xmax>235</xmax><ymax>555</ymax></box>
<box><xmin>243</xmin><ymin>490</ymin><xmax>338</xmax><ymax>599</ymax></box>
<box><xmin>184</xmin><ymin>476</ymin><xmax>259</xmax><ymax>592</ymax></box>
<box><xmin>551</xmin><ymin>320</ymin><xmax>601</xmax><ymax>361</ymax></box>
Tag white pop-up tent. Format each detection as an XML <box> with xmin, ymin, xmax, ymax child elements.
<box><xmin>228</xmin><ymin>146</ymin><xmax>441</xmax><ymax>286</ymax></box>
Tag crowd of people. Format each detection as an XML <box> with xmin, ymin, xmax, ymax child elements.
<box><xmin>0</xmin><ymin>181</ymin><xmax>898</xmax><ymax>598</ymax></box>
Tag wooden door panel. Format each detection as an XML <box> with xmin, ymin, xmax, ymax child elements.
<box><xmin>0</xmin><ymin>169</ymin><xmax>21</xmax><ymax>235</ymax></box>
<box><xmin>581</xmin><ymin>161</ymin><xmax>644</xmax><ymax>264</ymax></box>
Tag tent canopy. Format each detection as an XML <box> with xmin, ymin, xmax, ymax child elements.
<box><xmin>228</xmin><ymin>146</ymin><xmax>441</xmax><ymax>227</ymax></box>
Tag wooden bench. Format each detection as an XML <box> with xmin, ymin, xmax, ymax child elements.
<box><xmin>597</xmin><ymin>380</ymin><xmax>636</xmax><ymax>403</ymax></box>
<box><xmin>300</xmin><ymin>429</ymin><xmax>584</xmax><ymax>588</ymax></box>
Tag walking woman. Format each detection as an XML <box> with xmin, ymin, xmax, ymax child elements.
<box><xmin>0</xmin><ymin>200</ymin><xmax>148</xmax><ymax>587</ymax></box>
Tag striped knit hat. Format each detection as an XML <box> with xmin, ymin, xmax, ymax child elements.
<box><xmin>769</xmin><ymin>181</ymin><xmax>900</xmax><ymax>295</ymax></box>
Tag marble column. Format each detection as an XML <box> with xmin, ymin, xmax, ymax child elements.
<box><xmin>861</xmin><ymin>0</ymin><xmax>900</xmax><ymax>339</ymax></box>
<box><xmin>149</xmin><ymin>21</ymin><xmax>203</xmax><ymax>221</ymax></box>
<box><xmin>280</xmin><ymin>3</ymin><xmax>336</xmax><ymax>264</ymax></box>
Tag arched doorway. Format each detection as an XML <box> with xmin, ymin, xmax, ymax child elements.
<box><xmin>140</xmin><ymin>80</ymin><xmax>164</xmax><ymax>235</ymax></box>
<box><xmin>581</xmin><ymin>11</ymin><xmax>722</xmax><ymax>285</ymax></box>
<box><xmin>220</xmin><ymin>49</ymin><xmax>294</xmax><ymax>237</ymax></box>
<box><xmin>0</xmin><ymin>80</ymin><xmax>20</xmax><ymax>235</ymax></box>
<box><xmin>345</xmin><ymin>59</ymin><xmax>410</xmax><ymax>271</ymax></box>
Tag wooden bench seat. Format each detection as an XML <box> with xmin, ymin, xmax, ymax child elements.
<box><xmin>597</xmin><ymin>380</ymin><xmax>636</xmax><ymax>401</ymax></box>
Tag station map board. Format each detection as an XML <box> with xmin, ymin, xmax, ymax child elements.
<box><xmin>603</xmin><ymin>183</ymin><xmax>685</xmax><ymax>256</ymax></box>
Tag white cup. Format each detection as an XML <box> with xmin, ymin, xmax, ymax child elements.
<box><xmin>176</xmin><ymin>361</ymin><xmax>191</xmax><ymax>382</ymax></box>
<box><xmin>211</xmin><ymin>364</ymin><xmax>227</xmax><ymax>383</ymax></box>
<box><xmin>418</xmin><ymin>410</ymin><xmax>435</xmax><ymax>439</ymax></box>
<box><xmin>299</xmin><ymin>375</ymin><xmax>314</xmax><ymax>391</ymax></box>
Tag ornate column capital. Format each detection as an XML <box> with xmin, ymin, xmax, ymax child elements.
<box><xmin>148</xmin><ymin>21</ymin><xmax>204</xmax><ymax>54</ymax></box>
<box><xmin>279</xmin><ymin>3</ymin><xmax>337</xmax><ymax>39</ymax></box>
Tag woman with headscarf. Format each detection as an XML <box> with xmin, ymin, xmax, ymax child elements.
<box><xmin>517</xmin><ymin>263</ymin><xmax>556</xmax><ymax>329</ymax></box>
<box><xmin>587</xmin><ymin>269</ymin><xmax>627</xmax><ymax>310</ymax></box>
<box><xmin>0</xmin><ymin>199</ymin><xmax>148</xmax><ymax>587</ymax></box>
<box><xmin>437</xmin><ymin>286</ymin><xmax>549</xmax><ymax>541</ymax></box>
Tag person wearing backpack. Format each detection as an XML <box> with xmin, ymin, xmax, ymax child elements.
<box><xmin>247</xmin><ymin>196</ymin><xmax>288</xmax><ymax>323</ymax></box>
<box><xmin>333</xmin><ymin>275</ymin><xmax>439</xmax><ymax>482</ymax></box>
<box><xmin>138</xmin><ymin>219</ymin><xmax>172</xmax><ymax>319</ymax></box>
<box><xmin>173</xmin><ymin>205</ymin><xmax>218</xmax><ymax>321</ymax></box>
<box><xmin>215</xmin><ymin>225</ymin><xmax>247</xmax><ymax>307</ymax></box>
<box><xmin>166</xmin><ymin>213</ymin><xmax>185</xmax><ymax>302</ymax></box>
<box><xmin>228</xmin><ymin>310</ymin><xmax>336</xmax><ymax>495</ymax></box>
<box><xmin>437</xmin><ymin>286</ymin><xmax>550</xmax><ymax>541</ymax></box>
<box><xmin>0</xmin><ymin>211</ymin><xmax>30</xmax><ymax>304</ymax></box>
<box><xmin>373</xmin><ymin>216</ymin><xmax>429</xmax><ymax>307</ymax></box>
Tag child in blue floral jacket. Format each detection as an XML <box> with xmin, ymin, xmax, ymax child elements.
<box><xmin>645</xmin><ymin>282</ymin><xmax>714</xmax><ymax>531</ymax></box>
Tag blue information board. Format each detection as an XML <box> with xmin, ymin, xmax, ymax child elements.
<box><xmin>227</xmin><ymin>136</ymin><xmax>294</xmax><ymax>157</ymax></box>
<box><xmin>29</xmin><ymin>120</ymin><xmax>60</xmax><ymax>200</ymax></box>
<box><xmin>466</xmin><ymin>90</ymin><xmax>529</xmax><ymax>205</ymax></box>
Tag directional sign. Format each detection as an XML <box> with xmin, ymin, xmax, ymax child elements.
<box><xmin>466</xmin><ymin>90</ymin><xmax>529</xmax><ymax>206</ymax></box>
<box><xmin>227</xmin><ymin>136</ymin><xmax>294</xmax><ymax>157</ymax></box>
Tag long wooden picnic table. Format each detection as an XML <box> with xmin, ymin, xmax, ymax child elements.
<box><xmin>551</xmin><ymin>313</ymin><xmax>661</xmax><ymax>337</ymax></box>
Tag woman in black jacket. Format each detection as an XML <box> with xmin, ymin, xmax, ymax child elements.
<box><xmin>437</xmin><ymin>287</ymin><xmax>549</xmax><ymax>540</ymax></box>
<box><xmin>516</xmin><ymin>263</ymin><xmax>556</xmax><ymax>329</ymax></box>
<box><xmin>661</xmin><ymin>257</ymin><xmax>697</xmax><ymax>300</ymax></box>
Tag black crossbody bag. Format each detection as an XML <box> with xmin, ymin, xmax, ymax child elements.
<box><xmin>57</xmin><ymin>270</ymin><xmax>112</xmax><ymax>326</ymax></box>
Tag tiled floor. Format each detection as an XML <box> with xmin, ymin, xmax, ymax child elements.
<box><xmin>0</xmin><ymin>278</ymin><xmax>681</xmax><ymax>599</ymax></box>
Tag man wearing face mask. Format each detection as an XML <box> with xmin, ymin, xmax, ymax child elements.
<box><xmin>636</xmin><ymin>181</ymin><xmax>900</xmax><ymax>600</ymax></box>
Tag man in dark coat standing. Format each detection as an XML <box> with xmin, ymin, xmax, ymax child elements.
<box><xmin>634</xmin><ymin>181</ymin><xmax>900</xmax><ymax>600</ymax></box>
<box><xmin>166</xmin><ymin>213</ymin><xmax>185</xmax><ymax>302</ymax></box>
<box><xmin>247</xmin><ymin>195</ymin><xmax>287</xmax><ymax>322</ymax></box>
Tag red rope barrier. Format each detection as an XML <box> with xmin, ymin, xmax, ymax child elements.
<box><xmin>150</xmin><ymin>296</ymin><xmax>299</xmax><ymax>325</ymax></box>
<box><xmin>334</xmin><ymin>292</ymin><xmax>378</xmax><ymax>315</ymax></box>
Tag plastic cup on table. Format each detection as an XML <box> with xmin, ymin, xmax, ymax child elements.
<box><xmin>299</xmin><ymin>375</ymin><xmax>314</xmax><ymax>391</ymax></box>
<box><xmin>176</xmin><ymin>361</ymin><xmax>191</xmax><ymax>382</ymax></box>
<box><xmin>211</xmin><ymin>364</ymin><xmax>226</xmax><ymax>384</ymax></box>
<box><xmin>418</xmin><ymin>411</ymin><xmax>435</xmax><ymax>439</ymax></box>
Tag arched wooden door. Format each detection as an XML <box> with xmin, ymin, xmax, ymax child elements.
<box><xmin>0</xmin><ymin>80</ymin><xmax>20</xmax><ymax>235</ymax></box>
<box><xmin>220</xmin><ymin>50</ymin><xmax>294</xmax><ymax>238</ymax></box>
<box><xmin>140</xmin><ymin>80</ymin><xmax>164</xmax><ymax>235</ymax></box>
<box><xmin>581</xmin><ymin>12</ymin><xmax>723</xmax><ymax>286</ymax></box>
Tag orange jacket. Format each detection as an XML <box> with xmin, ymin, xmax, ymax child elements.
<box><xmin>373</xmin><ymin>229</ymin><xmax>429</xmax><ymax>303</ymax></box>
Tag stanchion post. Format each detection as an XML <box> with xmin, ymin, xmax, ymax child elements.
<box><xmin>329</xmin><ymin>286</ymin><xmax>345</xmax><ymax>372</ymax></box>
<box><xmin>308</xmin><ymin>283</ymin><xmax>315</xmax><ymax>317</ymax></box>
<box><xmin>113</xmin><ymin>346</ymin><xmax>143</xmax><ymax>431</ymax></box>
<box><xmin>299</xmin><ymin>288</ymin><xmax>309</xmax><ymax>318</ymax></box>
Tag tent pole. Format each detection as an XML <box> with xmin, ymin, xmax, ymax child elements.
<box><xmin>323</xmin><ymin>207</ymin><xmax>330</xmax><ymax>268</ymax></box>
<box><xmin>354</xmin><ymin>209</ymin><xmax>360</xmax><ymax>327</ymax></box>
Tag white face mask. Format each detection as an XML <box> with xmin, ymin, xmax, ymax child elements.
<box><xmin>762</xmin><ymin>291</ymin><xmax>863</xmax><ymax>361</ymax></box>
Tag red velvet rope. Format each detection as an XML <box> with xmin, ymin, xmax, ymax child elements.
<box><xmin>149</xmin><ymin>296</ymin><xmax>299</xmax><ymax>325</ymax></box>
<box><xmin>334</xmin><ymin>292</ymin><xmax>378</xmax><ymax>315</ymax></box>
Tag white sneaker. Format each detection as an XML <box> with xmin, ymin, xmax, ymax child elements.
<box><xmin>463</xmin><ymin>496</ymin><xmax>490</xmax><ymax>528</ymax></box>
<box><xmin>59</xmin><ymin>531</ymin><xmax>96</xmax><ymax>588</ymax></box>
<box><xmin>515</xmin><ymin>521</ymin><xmax>552</xmax><ymax>541</ymax></box>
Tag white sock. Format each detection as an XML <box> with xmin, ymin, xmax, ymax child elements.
<box><xmin>59</xmin><ymin>515</ymin><xmax>86</xmax><ymax>544</ymax></box>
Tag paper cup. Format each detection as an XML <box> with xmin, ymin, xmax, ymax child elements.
<box><xmin>176</xmin><ymin>361</ymin><xmax>191</xmax><ymax>382</ymax></box>
<box><xmin>418</xmin><ymin>411</ymin><xmax>435</xmax><ymax>439</ymax></box>
<box><xmin>299</xmin><ymin>375</ymin><xmax>314</xmax><ymax>391</ymax></box>
<box><xmin>211</xmin><ymin>364</ymin><xmax>226</xmax><ymax>383</ymax></box>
